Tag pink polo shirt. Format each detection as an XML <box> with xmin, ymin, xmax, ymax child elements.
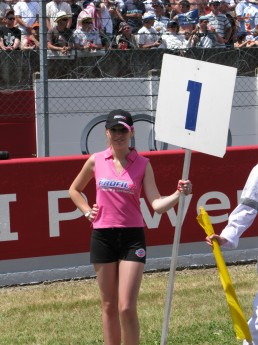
<box><xmin>93</xmin><ymin>147</ymin><xmax>149</xmax><ymax>229</ymax></box>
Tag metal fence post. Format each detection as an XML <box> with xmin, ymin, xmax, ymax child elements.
<box><xmin>39</xmin><ymin>0</ymin><xmax>49</xmax><ymax>157</ymax></box>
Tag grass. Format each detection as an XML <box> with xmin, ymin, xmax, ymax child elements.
<box><xmin>0</xmin><ymin>263</ymin><xmax>256</xmax><ymax>345</ymax></box>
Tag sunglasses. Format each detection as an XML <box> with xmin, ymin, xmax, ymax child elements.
<box><xmin>60</xmin><ymin>18</ymin><xmax>68</xmax><ymax>22</ymax></box>
<box><xmin>211</xmin><ymin>2</ymin><xmax>220</xmax><ymax>5</ymax></box>
<box><xmin>110</xmin><ymin>127</ymin><xmax>129</xmax><ymax>134</ymax></box>
<box><xmin>7</xmin><ymin>17</ymin><xmax>15</xmax><ymax>20</ymax></box>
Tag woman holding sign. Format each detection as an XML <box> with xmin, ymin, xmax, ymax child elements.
<box><xmin>69</xmin><ymin>109</ymin><xmax>192</xmax><ymax>345</ymax></box>
<box><xmin>206</xmin><ymin>164</ymin><xmax>258</xmax><ymax>345</ymax></box>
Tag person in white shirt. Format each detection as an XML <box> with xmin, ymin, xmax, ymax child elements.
<box><xmin>14</xmin><ymin>0</ymin><xmax>39</xmax><ymax>40</ymax></box>
<box><xmin>159</xmin><ymin>19</ymin><xmax>190</xmax><ymax>49</ymax></box>
<box><xmin>206</xmin><ymin>164</ymin><xmax>258</xmax><ymax>345</ymax></box>
<box><xmin>73</xmin><ymin>14</ymin><xmax>102</xmax><ymax>50</ymax></box>
<box><xmin>138</xmin><ymin>12</ymin><xmax>161</xmax><ymax>48</ymax></box>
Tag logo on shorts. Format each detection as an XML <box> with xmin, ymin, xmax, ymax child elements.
<box><xmin>135</xmin><ymin>248</ymin><xmax>146</xmax><ymax>258</ymax></box>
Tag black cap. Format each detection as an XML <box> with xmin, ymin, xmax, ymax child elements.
<box><xmin>105</xmin><ymin>109</ymin><xmax>133</xmax><ymax>129</ymax></box>
<box><xmin>167</xmin><ymin>20</ymin><xmax>178</xmax><ymax>28</ymax></box>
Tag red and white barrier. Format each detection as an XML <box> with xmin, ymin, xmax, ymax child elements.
<box><xmin>0</xmin><ymin>146</ymin><xmax>257</xmax><ymax>286</ymax></box>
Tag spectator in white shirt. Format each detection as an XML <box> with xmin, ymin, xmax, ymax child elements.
<box><xmin>14</xmin><ymin>0</ymin><xmax>39</xmax><ymax>42</ymax></box>
<box><xmin>159</xmin><ymin>19</ymin><xmax>190</xmax><ymax>49</ymax></box>
<box><xmin>138</xmin><ymin>12</ymin><xmax>161</xmax><ymax>48</ymax></box>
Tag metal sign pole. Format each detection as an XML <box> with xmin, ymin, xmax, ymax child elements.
<box><xmin>160</xmin><ymin>148</ymin><xmax>192</xmax><ymax>345</ymax></box>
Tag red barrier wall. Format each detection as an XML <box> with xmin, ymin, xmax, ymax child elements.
<box><xmin>0</xmin><ymin>90</ymin><xmax>36</xmax><ymax>158</ymax></box>
<box><xmin>0</xmin><ymin>146</ymin><xmax>257</xmax><ymax>261</ymax></box>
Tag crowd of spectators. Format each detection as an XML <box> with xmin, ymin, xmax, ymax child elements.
<box><xmin>0</xmin><ymin>0</ymin><xmax>258</xmax><ymax>54</ymax></box>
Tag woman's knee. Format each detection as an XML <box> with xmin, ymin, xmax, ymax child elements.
<box><xmin>119</xmin><ymin>303</ymin><xmax>137</xmax><ymax>320</ymax></box>
<box><xmin>102</xmin><ymin>301</ymin><xmax>119</xmax><ymax>317</ymax></box>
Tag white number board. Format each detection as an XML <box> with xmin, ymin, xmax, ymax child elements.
<box><xmin>155</xmin><ymin>54</ymin><xmax>237</xmax><ymax>157</ymax></box>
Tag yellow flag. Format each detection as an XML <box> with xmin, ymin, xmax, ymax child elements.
<box><xmin>196</xmin><ymin>207</ymin><xmax>252</xmax><ymax>342</ymax></box>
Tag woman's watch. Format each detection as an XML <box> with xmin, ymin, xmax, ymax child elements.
<box><xmin>85</xmin><ymin>210</ymin><xmax>91</xmax><ymax>219</ymax></box>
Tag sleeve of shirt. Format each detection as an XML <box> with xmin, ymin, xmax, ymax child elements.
<box><xmin>220</xmin><ymin>165</ymin><xmax>258</xmax><ymax>249</ymax></box>
<box><xmin>137</xmin><ymin>29</ymin><xmax>145</xmax><ymax>45</ymax></box>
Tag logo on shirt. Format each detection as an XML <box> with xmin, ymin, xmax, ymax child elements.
<box><xmin>98</xmin><ymin>178</ymin><xmax>136</xmax><ymax>194</ymax></box>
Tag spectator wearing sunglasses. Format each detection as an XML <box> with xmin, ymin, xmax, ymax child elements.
<box><xmin>47</xmin><ymin>11</ymin><xmax>74</xmax><ymax>55</ymax></box>
<box><xmin>73</xmin><ymin>14</ymin><xmax>102</xmax><ymax>51</ymax></box>
<box><xmin>0</xmin><ymin>9</ymin><xmax>21</xmax><ymax>50</ymax></box>
<box><xmin>206</xmin><ymin>0</ymin><xmax>232</xmax><ymax>47</ymax></box>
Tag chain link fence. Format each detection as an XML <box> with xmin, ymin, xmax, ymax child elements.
<box><xmin>1</xmin><ymin>48</ymin><xmax>258</xmax><ymax>90</ymax></box>
<box><xmin>0</xmin><ymin>0</ymin><xmax>258</xmax><ymax>157</ymax></box>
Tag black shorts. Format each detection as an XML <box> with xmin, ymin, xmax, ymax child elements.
<box><xmin>90</xmin><ymin>227</ymin><xmax>146</xmax><ymax>264</ymax></box>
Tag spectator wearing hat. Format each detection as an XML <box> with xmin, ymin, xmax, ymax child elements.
<box><xmin>46</xmin><ymin>0</ymin><xmax>72</xmax><ymax>30</ymax></box>
<box><xmin>159</xmin><ymin>19</ymin><xmax>190</xmax><ymax>48</ymax></box>
<box><xmin>73</xmin><ymin>14</ymin><xmax>102</xmax><ymax>50</ymax></box>
<box><xmin>47</xmin><ymin>11</ymin><xmax>74</xmax><ymax>55</ymax></box>
<box><xmin>0</xmin><ymin>0</ymin><xmax>11</xmax><ymax>25</ymax></box>
<box><xmin>137</xmin><ymin>12</ymin><xmax>161</xmax><ymax>48</ymax></box>
<box><xmin>189</xmin><ymin>14</ymin><xmax>224</xmax><ymax>47</ymax></box>
<box><xmin>14</xmin><ymin>0</ymin><xmax>39</xmax><ymax>43</ymax></box>
<box><xmin>76</xmin><ymin>0</ymin><xmax>102</xmax><ymax>31</ymax></box>
<box><xmin>121</xmin><ymin>0</ymin><xmax>146</xmax><ymax>34</ymax></box>
<box><xmin>153</xmin><ymin>1</ymin><xmax>169</xmax><ymax>34</ymax></box>
<box><xmin>21</xmin><ymin>21</ymin><xmax>39</xmax><ymax>49</ymax></box>
<box><xmin>206</xmin><ymin>0</ymin><xmax>232</xmax><ymax>47</ymax></box>
<box><xmin>0</xmin><ymin>9</ymin><xmax>21</xmax><ymax>49</ymax></box>
<box><xmin>115</xmin><ymin>21</ymin><xmax>138</xmax><ymax>48</ymax></box>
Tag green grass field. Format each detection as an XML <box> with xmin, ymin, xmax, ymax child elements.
<box><xmin>0</xmin><ymin>263</ymin><xmax>256</xmax><ymax>345</ymax></box>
